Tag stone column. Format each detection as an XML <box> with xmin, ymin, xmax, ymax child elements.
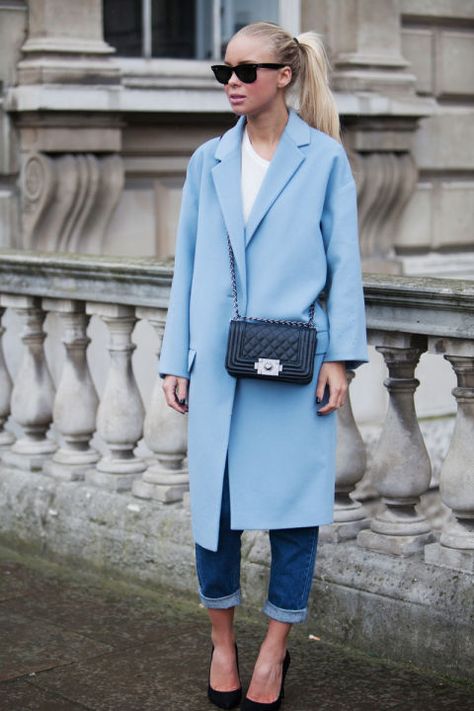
<box><xmin>0</xmin><ymin>295</ymin><xmax>56</xmax><ymax>470</ymax></box>
<box><xmin>425</xmin><ymin>339</ymin><xmax>474</xmax><ymax>572</ymax></box>
<box><xmin>0</xmin><ymin>306</ymin><xmax>15</xmax><ymax>449</ymax></box>
<box><xmin>85</xmin><ymin>303</ymin><xmax>145</xmax><ymax>491</ymax></box>
<box><xmin>0</xmin><ymin>1</ymin><xmax>24</xmax><ymax>249</ymax></box>
<box><xmin>358</xmin><ymin>333</ymin><xmax>434</xmax><ymax>555</ymax></box>
<box><xmin>302</xmin><ymin>0</ymin><xmax>432</xmax><ymax>274</ymax></box>
<box><xmin>325</xmin><ymin>0</ymin><xmax>414</xmax><ymax>94</ymax></box>
<box><xmin>19</xmin><ymin>0</ymin><xmax>114</xmax><ymax>72</ymax></box>
<box><xmin>320</xmin><ymin>370</ymin><xmax>370</xmax><ymax>542</ymax></box>
<box><xmin>42</xmin><ymin>299</ymin><xmax>99</xmax><ymax>481</ymax></box>
<box><xmin>132</xmin><ymin>307</ymin><xmax>189</xmax><ymax>503</ymax></box>
<box><xmin>13</xmin><ymin>0</ymin><xmax>123</xmax><ymax>256</ymax></box>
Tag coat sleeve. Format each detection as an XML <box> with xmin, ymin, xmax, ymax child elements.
<box><xmin>158</xmin><ymin>147</ymin><xmax>202</xmax><ymax>379</ymax></box>
<box><xmin>320</xmin><ymin>147</ymin><xmax>368</xmax><ymax>370</ymax></box>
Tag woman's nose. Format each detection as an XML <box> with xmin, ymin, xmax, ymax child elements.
<box><xmin>228</xmin><ymin>71</ymin><xmax>241</xmax><ymax>86</ymax></box>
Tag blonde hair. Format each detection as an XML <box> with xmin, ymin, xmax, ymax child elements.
<box><xmin>232</xmin><ymin>22</ymin><xmax>341</xmax><ymax>142</ymax></box>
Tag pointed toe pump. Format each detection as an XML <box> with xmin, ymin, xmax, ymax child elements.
<box><xmin>241</xmin><ymin>649</ymin><xmax>291</xmax><ymax>711</ymax></box>
<box><xmin>207</xmin><ymin>642</ymin><xmax>242</xmax><ymax>710</ymax></box>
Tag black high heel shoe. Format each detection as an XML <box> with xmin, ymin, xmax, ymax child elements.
<box><xmin>240</xmin><ymin>649</ymin><xmax>291</xmax><ymax>711</ymax></box>
<box><xmin>208</xmin><ymin>642</ymin><xmax>242</xmax><ymax>709</ymax></box>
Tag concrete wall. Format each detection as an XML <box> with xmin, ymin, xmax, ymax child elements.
<box><xmin>398</xmin><ymin>0</ymin><xmax>474</xmax><ymax>277</ymax></box>
<box><xmin>0</xmin><ymin>0</ymin><xmax>26</xmax><ymax>249</ymax></box>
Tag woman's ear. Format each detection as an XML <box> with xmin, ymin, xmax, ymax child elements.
<box><xmin>277</xmin><ymin>66</ymin><xmax>292</xmax><ymax>89</ymax></box>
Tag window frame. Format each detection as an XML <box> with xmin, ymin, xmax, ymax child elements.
<box><xmin>109</xmin><ymin>0</ymin><xmax>301</xmax><ymax>61</ymax></box>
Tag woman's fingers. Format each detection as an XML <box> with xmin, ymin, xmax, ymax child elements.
<box><xmin>162</xmin><ymin>375</ymin><xmax>189</xmax><ymax>414</ymax></box>
<box><xmin>315</xmin><ymin>376</ymin><xmax>327</xmax><ymax>404</ymax></box>
<box><xmin>317</xmin><ymin>385</ymin><xmax>345</xmax><ymax>414</ymax></box>
<box><xmin>176</xmin><ymin>378</ymin><xmax>188</xmax><ymax>405</ymax></box>
<box><xmin>316</xmin><ymin>362</ymin><xmax>347</xmax><ymax>415</ymax></box>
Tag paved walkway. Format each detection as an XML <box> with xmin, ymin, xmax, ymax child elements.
<box><xmin>0</xmin><ymin>542</ymin><xmax>472</xmax><ymax>711</ymax></box>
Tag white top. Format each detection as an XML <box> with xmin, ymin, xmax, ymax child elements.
<box><xmin>241</xmin><ymin>126</ymin><xmax>270</xmax><ymax>224</ymax></box>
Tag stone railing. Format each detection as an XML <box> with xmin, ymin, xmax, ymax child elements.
<box><xmin>338</xmin><ymin>274</ymin><xmax>474</xmax><ymax>574</ymax></box>
<box><xmin>0</xmin><ymin>250</ymin><xmax>188</xmax><ymax>504</ymax></box>
<box><xmin>0</xmin><ymin>250</ymin><xmax>473</xmax><ymax>574</ymax></box>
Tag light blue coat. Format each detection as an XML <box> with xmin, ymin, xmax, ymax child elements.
<box><xmin>159</xmin><ymin>108</ymin><xmax>368</xmax><ymax>552</ymax></box>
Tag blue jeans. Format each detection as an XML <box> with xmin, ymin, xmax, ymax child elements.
<box><xmin>195</xmin><ymin>456</ymin><xmax>319</xmax><ymax>623</ymax></box>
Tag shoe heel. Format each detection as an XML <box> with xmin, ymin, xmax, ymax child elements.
<box><xmin>281</xmin><ymin>649</ymin><xmax>291</xmax><ymax>700</ymax></box>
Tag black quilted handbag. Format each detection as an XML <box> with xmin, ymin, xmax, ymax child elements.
<box><xmin>224</xmin><ymin>234</ymin><xmax>317</xmax><ymax>384</ymax></box>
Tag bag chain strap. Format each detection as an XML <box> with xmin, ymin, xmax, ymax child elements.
<box><xmin>226</xmin><ymin>233</ymin><xmax>315</xmax><ymax>328</ymax></box>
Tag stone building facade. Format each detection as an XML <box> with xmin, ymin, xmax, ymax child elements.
<box><xmin>1</xmin><ymin>0</ymin><xmax>473</xmax><ymax>274</ymax></box>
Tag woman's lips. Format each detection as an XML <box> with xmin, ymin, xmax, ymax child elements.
<box><xmin>229</xmin><ymin>95</ymin><xmax>246</xmax><ymax>104</ymax></box>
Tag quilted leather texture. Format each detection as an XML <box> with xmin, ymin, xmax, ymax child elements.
<box><xmin>226</xmin><ymin>318</ymin><xmax>317</xmax><ymax>384</ymax></box>
<box><xmin>240</xmin><ymin>324</ymin><xmax>301</xmax><ymax>360</ymax></box>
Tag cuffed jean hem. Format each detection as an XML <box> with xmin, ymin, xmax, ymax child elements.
<box><xmin>199</xmin><ymin>588</ymin><xmax>241</xmax><ymax>609</ymax></box>
<box><xmin>263</xmin><ymin>599</ymin><xmax>308</xmax><ymax>624</ymax></box>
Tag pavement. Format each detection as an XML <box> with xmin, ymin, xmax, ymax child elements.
<box><xmin>0</xmin><ymin>542</ymin><xmax>472</xmax><ymax>711</ymax></box>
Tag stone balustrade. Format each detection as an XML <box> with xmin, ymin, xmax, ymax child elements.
<box><xmin>0</xmin><ymin>250</ymin><xmax>473</xmax><ymax>574</ymax></box>
<box><xmin>0</xmin><ymin>250</ymin><xmax>186</xmax><ymax>506</ymax></box>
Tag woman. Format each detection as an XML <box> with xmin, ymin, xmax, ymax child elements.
<box><xmin>160</xmin><ymin>21</ymin><xmax>368</xmax><ymax>711</ymax></box>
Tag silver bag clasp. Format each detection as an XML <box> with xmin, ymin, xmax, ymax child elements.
<box><xmin>254</xmin><ymin>358</ymin><xmax>283</xmax><ymax>377</ymax></box>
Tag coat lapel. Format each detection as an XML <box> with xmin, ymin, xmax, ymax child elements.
<box><xmin>245</xmin><ymin>109</ymin><xmax>311</xmax><ymax>247</ymax></box>
<box><xmin>211</xmin><ymin>110</ymin><xmax>311</xmax><ymax>310</ymax></box>
<box><xmin>211</xmin><ymin>116</ymin><xmax>247</xmax><ymax>311</ymax></box>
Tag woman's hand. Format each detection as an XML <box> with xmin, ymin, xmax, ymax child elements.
<box><xmin>316</xmin><ymin>361</ymin><xmax>347</xmax><ymax>415</ymax></box>
<box><xmin>162</xmin><ymin>375</ymin><xmax>189</xmax><ymax>414</ymax></box>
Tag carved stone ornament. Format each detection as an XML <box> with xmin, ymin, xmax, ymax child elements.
<box><xmin>21</xmin><ymin>152</ymin><xmax>124</xmax><ymax>253</ymax></box>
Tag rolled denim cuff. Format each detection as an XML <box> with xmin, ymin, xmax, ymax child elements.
<box><xmin>199</xmin><ymin>588</ymin><xmax>241</xmax><ymax>609</ymax></box>
<box><xmin>263</xmin><ymin>599</ymin><xmax>308</xmax><ymax>624</ymax></box>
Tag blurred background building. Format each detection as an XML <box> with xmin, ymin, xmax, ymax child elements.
<box><xmin>1</xmin><ymin>0</ymin><xmax>473</xmax><ymax>275</ymax></box>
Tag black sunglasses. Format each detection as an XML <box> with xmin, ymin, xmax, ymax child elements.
<box><xmin>211</xmin><ymin>63</ymin><xmax>286</xmax><ymax>85</ymax></box>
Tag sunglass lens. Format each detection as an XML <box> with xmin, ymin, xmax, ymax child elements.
<box><xmin>212</xmin><ymin>66</ymin><xmax>232</xmax><ymax>84</ymax></box>
<box><xmin>211</xmin><ymin>65</ymin><xmax>258</xmax><ymax>84</ymax></box>
<box><xmin>235</xmin><ymin>66</ymin><xmax>257</xmax><ymax>83</ymax></box>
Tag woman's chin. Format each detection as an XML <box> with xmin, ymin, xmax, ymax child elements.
<box><xmin>228</xmin><ymin>105</ymin><xmax>247</xmax><ymax>116</ymax></box>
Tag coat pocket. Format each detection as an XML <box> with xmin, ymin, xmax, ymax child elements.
<box><xmin>188</xmin><ymin>348</ymin><xmax>197</xmax><ymax>373</ymax></box>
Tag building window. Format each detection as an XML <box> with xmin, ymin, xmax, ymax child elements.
<box><xmin>104</xmin><ymin>0</ymin><xmax>281</xmax><ymax>59</ymax></box>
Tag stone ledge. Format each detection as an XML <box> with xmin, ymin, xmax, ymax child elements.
<box><xmin>425</xmin><ymin>541</ymin><xmax>474</xmax><ymax>573</ymax></box>
<box><xmin>5</xmin><ymin>81</ymin><xmax>435</xmax><ymax>118</ymax></box>
<box><xmin>1</xmin><ymin>250</ymin><xmax>473</xmax><ymax>340</ymax></box>
<box><xmin>0</xmin><ymin>465</ymin><xmax>472</xmax><ymax>682</ymax></box>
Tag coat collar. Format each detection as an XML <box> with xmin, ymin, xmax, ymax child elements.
<box><xmin>211</xmin><ymin>109</ymin><xmax>311</xmax><ymax>312</ymax></box>
<box><xmin>214</xmin><ymin>108</ymin><xmax>311</xmax><ymax>161</ymax></box>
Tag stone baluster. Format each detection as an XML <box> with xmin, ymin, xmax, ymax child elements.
<box><xmin>320</xmin><ymin>370</ymin><xmax>370</xmax><ymax>542</ymax></box>
<box><xmin>132</xmin><ymin>307</ymin><xmax>189</xmax><ymax>503</ymax></box>
<box><xmin>42</xmin><ymin>299</ymin><xmax>99</xmax><ymax>480</ymax></box>
<box><xmin>85</xmin><ymin>303</ymin><xmax>145</xmax><ymax>490</ymax></box>
<box><xmin>425</xmin><ymin>340</ymin><xmax>474</xmax><ymax>572</ymax></box>
<box><xmin>0</xmin><ymin>306</ymin><xmax>15</xmax><ymax>450</ymax></box>
<box><xmin>0</xmin><ymin>295</ymin><xmax>56</xmax><ymax>470</ymax></box>
<box><xmin>358</xmin><ymin>333</ymin><xmax>434</xmax><ymax>555</ymax></box>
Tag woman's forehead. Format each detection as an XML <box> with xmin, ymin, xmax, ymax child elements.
<box><xmin>224</xmin><ymin>35</ymin><xmax>275</xmax><ymax>64</ymax></box>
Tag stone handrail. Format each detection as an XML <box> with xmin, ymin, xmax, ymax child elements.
<box><xmin>0</xmin><ymin>249</ymin><xmax>172</xmax><ymax>307</ymax></box>
<box><xmin>0</xmin><ymin>249</ymin><xmax>473</xmax><ymax>572</ymax></box>
<box><xmin>363</xmin><ymin>274</ymin><xmax>474</xmax><ymax>340</ymax></box>
<box><xmin>1</xmin><ymin>248</ymin><xmax>473</xmax><ymax>333</ymax></box>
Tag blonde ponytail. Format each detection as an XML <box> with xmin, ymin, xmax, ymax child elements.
<box><xmin>234</xmin><ymin>22</ymin><xmax>341</xmax><ymax>142</ymax></box>
<box><xmin>294</xmin><ymin>32</ymin><xmax>341</xmax><ymax>142</ymax></box>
